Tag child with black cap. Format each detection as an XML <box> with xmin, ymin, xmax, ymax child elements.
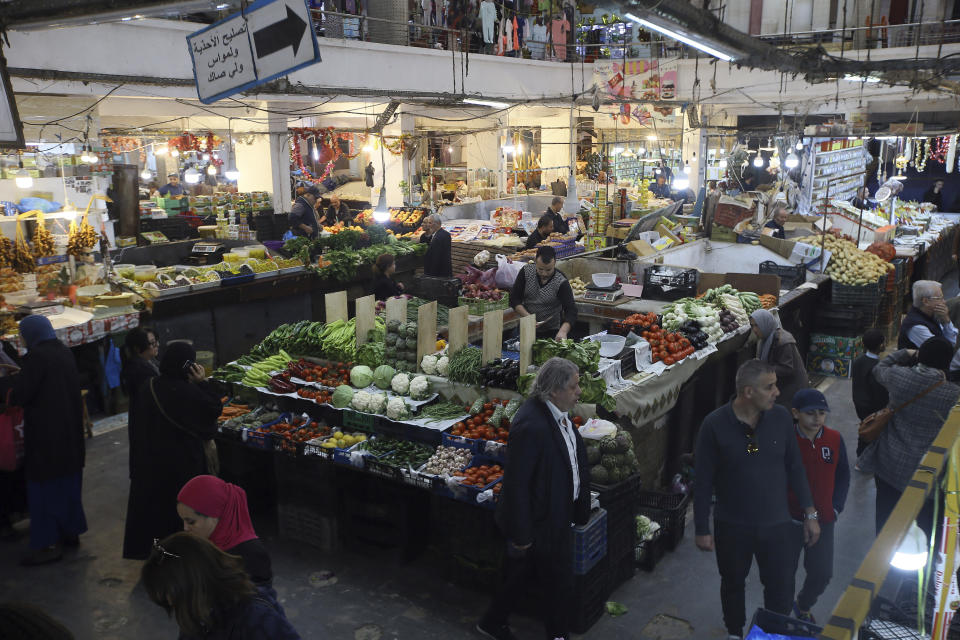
<box><xmin>786</xmin><ymin>388</ymin><xmax>850</xmax><ymax>623</ymax></box>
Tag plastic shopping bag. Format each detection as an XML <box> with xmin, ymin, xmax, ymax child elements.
<box><xmin>495</xmin><ymin>254</ymin><xmax>523</xmax><ymax>289</ymax></box>
<box><xmin>282</xmin><ymin>230</ymin><xmax>296</xmax><ymax>242</ymax></box>
<box><xmin>0</xmin><ymin>393</ymin><xmax>25</xmax><ymax>471</ymax></box>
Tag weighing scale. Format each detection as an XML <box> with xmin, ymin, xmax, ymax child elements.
<box><xmin>186</xmin><ymin>241</ymin><xmax>227</xmax><ymax>266</ymax></box>
<box><xmin>583</xmin><ymin>283</ymin><xmax>624</xmax><ymax>303</ymax></box>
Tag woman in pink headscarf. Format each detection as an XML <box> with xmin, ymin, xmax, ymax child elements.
<box><xmin>176</xmin><ymin>475</ymin><xmax>272</xmax><ymax>586</ymax></box>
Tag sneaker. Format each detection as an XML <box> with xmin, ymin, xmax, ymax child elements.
<box><xmin>793</xmin><ymin>601</ymin><xmax>816</xmax><ymax>623</ymax></box>
<box><xmin>476</xmin><ymin>619</ymin><xmax>518</xmax><ymax>640</ymax></box>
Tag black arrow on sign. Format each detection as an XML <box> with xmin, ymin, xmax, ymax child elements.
<box><xmin>253</xmin><ymin>5</ymin><xmax>308</xmax><ymax>59</ymax></box>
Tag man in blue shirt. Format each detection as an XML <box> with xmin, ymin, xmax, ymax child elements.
<box><xmin>648</xmin><ymin>174</ymin><xmax>672</xmax><ymax>199</ymax></box>
<box><xmin>157</xmin><ymin>172</ymin><xmax>185</xmax><ymax>198</ymax></box>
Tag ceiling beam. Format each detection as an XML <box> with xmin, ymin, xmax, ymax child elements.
<box><xmin>0</xmin><ymin>0</ymin><xmax>223</xmax><ymax>29</ymax></box>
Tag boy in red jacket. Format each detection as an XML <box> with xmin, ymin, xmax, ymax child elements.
<box><xmin>787</xmin><ymin>389</ymin><xmax>850</xmax><ymax>623</ymax></box>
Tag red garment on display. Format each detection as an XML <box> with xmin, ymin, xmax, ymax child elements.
<box><xmin>178</xmin><ymin>475</ymin><xmax>259</xmax><ymax>551</ymax></box>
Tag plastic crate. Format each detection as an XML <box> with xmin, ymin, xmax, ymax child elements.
<box><xmin>241</xmin><ymin>413</ymin><xmax>290</xmax><ymax>450</ymax></box>
<box><xmin>572</xmin><ymin>508</ymin><xmax>607</xmax><ymax>575</ymax></box>
<box><xmin>748</xmin><ymin>608</ymin><xmax>821</xmax><ymax>638</ymax></box>
<box><xmin>444</xmin><ymin>456</ymin><xmax>503</xmax><ymax>509</ymax></box>
<box><xmin>831</xmin><ymin>278</ymin><xmax>883</xmax><ymax>306</ymax></box>
<box><xmin>636</xmin><ymin>490</ymin><xmax>690</xmax><ymax>551</ymax></box>
<box><xmin>759</xmin><ymin>260</ymin><xmax>806</xmax><ymax>290</ymax></box>
<box><xmin>457</xmin><ymin>293</ymin><xmax>510</xmax><ymax>316</ymax></box>
<box><xmin>605</xmin><ymin>507</ymin><xmax>636</xmax><ymax>569</ymax></box>
<box><xmin>364</xmin><ymin>454</ymin><xmax>403</xmax><ymax>483</ymax></box>
<box><xmin>634</xmin><ymin>528</ymin><xmax>665</xmax><ymax>571</ymax></box>
<box><xmin>441</xmin><ymin>430</ymin><xmax>482</xmax><ymax>454</ymax></box>
<box><xmin>591</xmin><ymin>473</ymin><xmax>642</xmax><ymax>512</ymax></box>
<box><xmin>571</xmin><ymin>555</ymin><xmax>609</xmax><ymax>635</ymax></box>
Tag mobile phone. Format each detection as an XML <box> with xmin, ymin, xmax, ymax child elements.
<box><xmin>182</xmin><ymin>360</ymin><xmax>197</xmax><ymax>374</ymax></box>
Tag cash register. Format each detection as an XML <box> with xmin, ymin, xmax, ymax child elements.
<box><xmin>185</xmin><ymin>241</ymin><xmax>227</xmax><ymax>265</ymax></box>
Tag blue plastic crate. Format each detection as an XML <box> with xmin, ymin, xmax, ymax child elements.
<box><xmin>572</xmin><ymin>507</ymin><xmax>607</xmax><ymax>575</ymax></box>
<box><xmin>241</xmin><ymin>412</ymin><xmax>291</xmax><ymax>450</ymax></box>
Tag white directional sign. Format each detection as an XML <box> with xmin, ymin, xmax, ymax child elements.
<box><xmin>187</xmin><ymin>0</ymin><xmax>320</xmax><ymax>104</ymax></box>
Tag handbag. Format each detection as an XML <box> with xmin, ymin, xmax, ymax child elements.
<box><xmin>149</xmin><ymin>378</ymin><xmax>219</xmax><ymax>477</ymax></box>
<box><xmin>0</xmin><ymin>390</ymin><xmax>24</xmax><ymax>472</ymax></box>
<box><xmin>858</xmin><ymin>378</ymin><xmax>945</xmax><ymax>444</ymax></box>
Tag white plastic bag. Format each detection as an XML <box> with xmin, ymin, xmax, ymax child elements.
<box><xmin>578</xmin><ymin>419</ymin><xmax>618</xmax><ymax>440</ymax></box>
<box><xmin>495</xmin><ymin>254</ymin><xmax>523</xmax><ymax>289</ymax></box>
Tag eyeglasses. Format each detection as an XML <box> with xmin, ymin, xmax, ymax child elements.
<box><xmin>746</xmin><ymin>435</ymin><xmax>759</xmax><ymax>454</ymax></box>
<box><xmin>148</xmin><ymin>340</ymin><xmax>159</xmax><ymax>347</ymax></box>
<box><xmin>153</xmin><ymin>538</ymin><xmax>180</xmax><ymax>561</ymax></box>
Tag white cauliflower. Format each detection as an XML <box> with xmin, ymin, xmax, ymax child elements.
<box><xmin>420</xmin><ymin>354</ymin><xmax>438</xmax><ymax>375</ymax></box>
<box><xmin>391</xmin><ymin>372</ymin><xmax>411</xmax><ymax>395</ymax></box>
<box><xmin>386</xmin><ymin>396</ymin><xmax>410</xmax><ymax>421</ymax></box>
<box><xmin>351</xmin><ymin>390</ymin><xmax>374</xmax><ymax>412</ymax></box>
<box><xmin>368</xmin><ymin>392</ymin><xmax>388</xmax><ymax>415</ymax></box>
<box><xmin>409</xmin><ymin>375</ymin><xmax>431</xmax><ymax>400</ymax></box>
<box><xmin>436</xmin><ymin>356</ymin><xmax>450</xmax><ymax>377</ymax></box>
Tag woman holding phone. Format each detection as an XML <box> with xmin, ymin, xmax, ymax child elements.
<box><xmin>122</xmin><ymin>342</ymin><xmax>222</xmax><ymax>560</ymax></box>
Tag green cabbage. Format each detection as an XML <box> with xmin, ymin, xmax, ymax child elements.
<box><xmin>373</xmin><ymin>365</ymin><xmax>396</xmax><ymax>390</ymax></box>
<box><xmin>350</xmin><ymin>365</ymin><xmax>374</xmax><ymax>388</ymax></box>
<box><xmin>332</xmin><ymin>385</ymin><xmax>354</xmax><ymax>408</ymax></box>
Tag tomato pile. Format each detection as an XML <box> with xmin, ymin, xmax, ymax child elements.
<box><xmin>609</xmin><ymin>311</ymin><xmax>659</xmax><ymax>335</ymax></box>
<box><xmin>286</xmin><ymin>359</ymin><xmax>351</xmax><ymax>386</ymax></box>
<box><xmin>268</xmin><ymin>417</ymin><xmax>331</xmax><ymax>454</ymax></box>
<box><xmin>643</xmin><ymin>325</ymin><xmax>695</xmax><ymax>365</ymax></box>
<box><xmin>297</xmin><ymin>387</ymin><xmax>333</xmax><ymax>404</ymax></box>
<box><xmin>454</xmin><ymin>463</ymin><xmax>504</xmax><ymax>490</ymax></box>
<box><xmin>450</xmin><ymin>399</ymin><xmax>511</xmax><ymax>443</ymax></box>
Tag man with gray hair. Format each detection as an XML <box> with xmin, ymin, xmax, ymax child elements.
<box><xmin>899</xmin><ymin>280</ymin><xmax>960</xmax><ymax>377</ymax></box>
<box><xmin>418</xmin><ymin>213</ymin><xmax>452</xmax><ymax>277</ymax></box>
<box><xmin>694</xmin><ymin>359</ymin><xmax>818</xmax><ymax>640</ymax></box>
<box><xmin>763</xmin><ymin>202</ymin><xmax>788</xmax><ymax>239</ymax></box>
<box><xmin>478</xmin><ymin>357</ymin><xmax>590</xmax><ymax>640</ymax></box>
<box><xmin>542</xmin><ymin>196</ymin><xmax>570</xmax><ymax>235</ymax></box>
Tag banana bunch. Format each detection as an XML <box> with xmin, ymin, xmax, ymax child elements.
<box><xmin>67</xmin><ymin>218</ymin><xmax>98</xmax><ymax>258</ymax></box>
<box><xmin>13</xmin><ymin>237</ymin><xmax>35</xmax><ymax>273</ymax></box>
<box><xmin>32</xmin><ymin>220</ymin><xmax>54</xmax><ymax>258</ymax></box>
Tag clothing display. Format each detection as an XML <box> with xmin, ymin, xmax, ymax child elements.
<box><xmin>528</xmin><ymin>21</ymin><xmax>547</xmax><ymax>59</ymax></box>
<box><xmin>480</xmin><ymin>0</ymin><xmax>496</xmax><ymax>43</ymax></box>
<box><xmin>550</xmin><ymin>17</ymin><xmax>569</xmax><ymax>61</ymax></box>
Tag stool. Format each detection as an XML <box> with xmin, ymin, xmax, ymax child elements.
<box><xmin>81</xmin><ymin>389</ymin><xmax>93</xmax><ymax>438</ymax></box>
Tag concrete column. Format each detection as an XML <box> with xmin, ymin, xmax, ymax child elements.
<box><xmin>380</xmin><ymin>112</ymin><xmax>414</xmax><ymax>207</ymax></box>
<box><xmin>235</xmin><ymin>134</ymin><xmax>274</xmax><ymax>194</ymax></box>
<box><xmin>268</xmin><ymin>113</ymin><xmax>292</xmax><ymax>213</ymax></box>
<box><xmin>681</xmin><ymin>128</ymin><xmax>702</xmax><ymax>192</ymax></box>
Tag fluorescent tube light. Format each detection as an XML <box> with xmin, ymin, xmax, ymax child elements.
<box><xmin>463</xmin><ymin>98</ymin><xmax>511</xmax><ymax>109</ymax></box>
<box><xmin>625</xmin><ymin>13</ymin><xmax>736</xmax><ymax>62</ymax></box>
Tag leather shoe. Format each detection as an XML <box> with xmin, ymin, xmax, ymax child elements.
<box><xmin>20</xmin><ymin>545</ymin><xmax>63</xmax><ymax>566</ymax></box>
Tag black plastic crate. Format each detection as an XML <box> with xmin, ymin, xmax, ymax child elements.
<box><xmin>571</xmin><ymin>555</ymin><xmax>609</xmax><ymax>634</ymax></box>
<box><xmin>277</xmin><ymin>503</ymin><xmax>338</xmax><ymax>551</ymax></box>
<box><xmin>814</xmin><ymin>304</ymin><xmax>877</xmax><ymax>337</ymax></box>
<box><xmin>642</xmin><ymin>265</ymin><xmax>698</xmax><ymax>301</ymax></box>
<box><xmin>759</xmin><ymin>260</ymin><xmax>806</xmax><ymax>290</ymax></box>
<box><xmin>748</xmin><ymin>608</ymin><xmax>821</xmax><ymax>638</ymax></box>
<box><xmin>831</xmin><ymin>278</ymin><xmax>883</xmax><ymax>306</ymax></box>
<box><xmin>634</xmin><ymin>528</ymin><xmax>665</xmax><ymax>571</ymax></box>
<box><xmin>592</xmin><ymin>473</ymin><xmax>641</xmax><ymax>512</ymax></box>
<box><xmin>605</xmin><ymin>505</ymin><xmax>636</xmax><ymax>566</ymax></box>
<box><xmin>636</xmin><ymin>490</ymin><xmax>689</xmax><ymax>551</ymax></box>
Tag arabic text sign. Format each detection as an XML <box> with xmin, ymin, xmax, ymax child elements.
<box><xmin>186</xmin><ymin>0</ymin><xmax>319</xmax><ymax>104</ymax></box>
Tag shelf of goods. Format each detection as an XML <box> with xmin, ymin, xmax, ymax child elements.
<box><xmin>806</xmin><ymin>138</ymin><xmax>865</xmax><ymax>212</ymax></box>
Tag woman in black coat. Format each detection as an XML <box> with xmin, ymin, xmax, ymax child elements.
<box><xmin>372</xmin><ymin>253</ymin><xmax>404</xmax><ymax>301</ymax></box>
<box><xmin>122</xmin><ymin>342</ymin><xmax>222</xmax><ymax>560</ymax></box>
<box><xmin>121</xmin><ymin>327</ymin><xmax>159</xmax><ymax>404</ymax></box>
<box><xmin>0</xmin><ymin>315</ymin><xmax>86</xmax><ymax>565</ymax></box>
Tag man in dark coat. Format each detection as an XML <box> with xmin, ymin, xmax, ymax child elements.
<box><xmin>543</xmin><ymin>196</ymin><xmax>570</xmax><ymax>235</ymax></box>
<box><xmin>365</xmin><ymin>162</ymin><xmax>375</xmax><ymax>188</ymax></box>
<box><xmin>478</xmin><ymin>357</ymin><xmax>591</xmax><ymax>640</ymax></box>
<box><xmin>524</xmin><ymin>214</ymin><xmax>554</xmax><ymax>249</ymax></box>
<box><xmin>122</xmin><ymin>342</ymin><xmax>221</xmax><ymax>560</ymax></box>
<box><xmin>851</xmin><ymin>329</ymin><xmax>889</xmax><ymax>455</ymax></box>
<box><xmin>419</xmin><ymin>213</ymin><xmax>453</xmax><ymax>277</ymax></box>
<box><xmin>0</xmin><ymin>315</ymin><xmax>86</xmax><ymax>565</ymax></box>
<box><xmin>288</xmin><ymin>184</ymin><xmax>320</xmax><ymax>238</ymax></box>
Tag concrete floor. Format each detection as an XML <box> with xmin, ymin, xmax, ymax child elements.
<box><xmin>0</xmin><ymin>373</ymin><xmax>885</xmax><ymax>640</ymax></box>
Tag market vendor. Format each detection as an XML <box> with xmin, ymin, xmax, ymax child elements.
<box><xmin>372</xmin><ymin>253</ymin><xmax>404</xmax><ymax>301</ymax></box>
<box><xmin>511</xmin><ymin>246</ymin><xmax>577</xmax><ymax>340</ymax></box>
<box><xmin>850</xmin><ymin>186</ymin><xmax>874</xmax><ymax>210</ymax></box>
<box><xmin>525</xmin><ymin>215</ymin><xmax>553</xmax><ymax>249</ymax></box>
<box><xmin>157</xmin><ymin>172</ymin><xmax>185</xmax><ymax>198</ymax></box>
<box><xmin>420</xmin><ymin>213</ymin><xmax>453</xmax><ymax>277</ymax></box>
<box><xmin>763</xmin><ymin>204</ymin><xmax>788</xmax><ymax>239</ymax></box>
<box><xmin>320</xmin><ymin>193</ymin><xmax>353</xmax><ymax>227</ymax></box>
<box><xmin>288</xmin><ymin>184</ymin><xmax>320</xmax><ymax>239</ymax></box>
<box><xmin>922</xmin><ymin>179</ymin><xmax>944</xmax><ymax>211</ymax></box>
<box><xmin>543</xmin><ymin>196</ymin><xmax>570</xmax><ymax>235</ymax></box>
<box><xmin>648</xmin><ymin>174</ymin><xmax>672</xmax><ymax>200</ymax></box>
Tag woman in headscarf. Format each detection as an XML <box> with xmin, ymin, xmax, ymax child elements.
<box><xmin>122</xmin><ymin>342</ymin><xmax>221</xmax><ymax>560</ymax></box>
<box><xmin>0</xmin><ymin>315</ymin><xmax>86</xmax><ymax>565</ymax></box>
<box><xmin>749</xmin><ymin>308</ymin><xmax>809</xmax><ymax>407</ymax></box>
<box><xmin>120</xmin><ymin>327</ymin><xmax>159</xmax><ymax>405</ymax></box>
<box><xmin>177</xmin><ymin>476</ymin><xmax>273</xmax><ymax>587</ymax></box>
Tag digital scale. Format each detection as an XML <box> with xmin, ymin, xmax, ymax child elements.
<box><xmin>583</xmin><ymin>283</ymin><xmax>624</xmax><ymax>303</ymax></box>
<box><xmin>186</xmin><ymin>241</ymin><xmax>227</xmax><ymax>265</ymax></box>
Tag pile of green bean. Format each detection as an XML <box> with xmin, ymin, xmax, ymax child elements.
<box><xmin>447</xmin><ymin>346</ymin><xmax>482</xmax><ymax>385</ymax></box>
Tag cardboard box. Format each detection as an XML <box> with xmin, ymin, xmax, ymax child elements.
<box><xmin>808</xmin><ymin>333</ymin><xmax>863</xmax><ymax>358</ymax></box>
<box><xmin>806</xmin><ymin>353</ymin><xmax>854</xmax><ymax>378</ymax></box>
<box><xmin>655</xmin><ymin>222</ymin><xmax>681</xmax><ymax>245</ymax></box>
<box><xmin>626</xmin><ymin>239</ymin><xmax>658</xmax><ymax>257</ymax></box>
<box><xmin>697</xmin><ymin>273</ymin><xmax>780</xmax><ymax>300</ymax></box>
<box><xmin>710</xmin><ymin>227</ymin><xmax>737</xmax><ymax>243</ymax></box>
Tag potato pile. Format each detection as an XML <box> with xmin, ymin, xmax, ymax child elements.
<box><xmin>795</xmin><ymin>234</ymin><xmax>893</xmax><ymax>286</ymax></box>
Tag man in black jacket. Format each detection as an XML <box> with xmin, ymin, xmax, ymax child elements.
<box><xmin>478</xmin><ymin>357</ymin><xmax>590</xmax><ymax>640</ymax></box>
<box><xmin>543</xmin><ymin>196</ymin><xmax>570</xmax><ymax>235</ymax></box>
<box><xmin>851</xmin><ymin>329</ymin><xmax>889</xmax><ymax>455</ymax></box>
<box><xmin>524</xmin><ymin>215</ymin><xmax>553</xmax><ymax>249</ymax></box>
<box><xmin>419</xmin><ymin>213</ymin><xmax>452</xmax><ymax>277</ymax></box>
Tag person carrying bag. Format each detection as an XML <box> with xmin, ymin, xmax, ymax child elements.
<box><xmin>858</xmin><ymin>379</ymin><xmax>945</xmax><ymax>443</ymax></box>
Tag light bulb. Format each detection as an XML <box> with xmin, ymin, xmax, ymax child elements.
<box><xmin>140</xmin><ymin>169</ymin><xmax>152</xmax><ymax>181</ymax></box>
<box><xmin>207</xmin><ymin>164</ymin><xmax>217</xmax><ymax>176</ymax></box>
<box><xmin>718</xmin><ymin>159</ymin><xmax>728</xmax><ymax>169</ymax></box>
<box><xmin>312</xmin><ymin>147</ymin><xmax>319</xmax><ymax>161</ymax></box>
<box><xmin>372</xmin><ymin>189</ymin><xmax>389</xmax><ymax>223</ymax></box>
<box><xmin>87</xmin><ymin>150</ymin><xmax>98</xmax><ymax>164</ymax></box>
<box><xmin>784</xmin><ymin>153</ymin><xmax>799</xmax><ymax>169</ymax></box>
<box><xmin>683</xmin><ymin>163</ymin><xmax>691</xmax><ymax>174</ymax></box>
<box><xmin>15</xmin><ymin>169</ymin><xmax>33</xmax><ymax>189</ymax></box>
<box><xmin>890</xmin><ymin>522</ymin><xmax>928</xmax><ymax>571</ymax></box>
<box><xmin>447</xmin><ymin>146</ymin><xmax>453</xmax><ymax>153</ymax></box>
<box><xmin>673</xmin><ymin>177</ymin><xmax>689</xmax><ymax>190</ymax></box>
<box><xmin>753</xmin><ymin>155</ymin><xmax>764</xmax><ymax>167</ymax></box>
<box><xmin>202</xmin><ymin>153</ymin><xmax>210</xmax><ymax>161</ymax></box>
<box><xmin>796</xmin><ymin>140</ymin><xmax>804</xmax><ymax>150</ymax></box>
<box><xmin>502</xmin><ymin>144</ymin><xmax>515</xmax><ymax>154</ymax></box>
<box><xmin>184</xmin><ymin>167</ymin><xmax>201</xmax><ymax>184</ymax></box>
<box><xmin>156</xmin><ymin>144</ymin><xmax>168</xmax><ymax>155</ymax></box>
<box><xmin>224</xmin><ymin>167</ymin><xmax>240</xmax><ymax>181</ymax></box>
<box><xmin>171</xmin><ymin>149</ymin><xmax>180</xmax><ymax>158</ymax></box>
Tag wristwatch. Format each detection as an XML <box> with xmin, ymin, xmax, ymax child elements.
<box><xmin>804</xmin><ymin>511</ymin><xmax>819</xmax><ymax>521</ymax></box>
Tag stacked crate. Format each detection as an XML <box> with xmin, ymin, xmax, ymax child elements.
<box><xmin>806</xmin><ymin>333</ymin><xmax>864</xmax><ymax>378</ymax></box>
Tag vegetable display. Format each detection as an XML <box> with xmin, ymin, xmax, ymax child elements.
<box><xmin>579</xmin><ymin>375</ymin><xmax>616</xmax><ymax>412</ymax></box>
<box><xmin>795</xmin><ymin>233</ymin><xmax>893</xmax><ymax>285</ymax></box>
<box><xmin>240</xmin><ymin>351</ymin><xmax>292</xmax><ymax>388</ymax></box>
<box><xmin>409</xmin><ymin>375</ymin><xmax>431</xmax><ymax>400</ymax></box>
<box><xmin>419</xmin><ymin>401</ymin><xmax>469</xmax><ymax>423</ymax></box>
<box><xmin>532</xmin><ymin>339</ymin><xmax>601</xmax><ymax>373</ymax></box>
<box><xmin>373</xmin><ymin>365</ymin><xmax>396</xmax><ymax>390</ymax></box>
<box><xmin>586</xmin><ymin>428</ymin><xmax>638</xmax><ymax>484</ymax></box>
<box><xmin>479</xmin><ymin>358</ymin><xmax>520</xmax><ymax>390</ymax></box>
<box><xmin>384</xmin><ymin>320</ymin><xmax>419</xmax><ymax>373</ymax></box>
<box><xmin>642</xmin><ymin>326</ymin><xmax>696</xmax><ymax>365</ymax></box>
<box><xmin>349</xmin><ymin>365</ymin><xmax>374</xmax><ymax>389</ymax></box>
<box><xmin>422</xmin><ymin>446</ymin><xmax>473</xmax><ymax>476</ymax></box>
